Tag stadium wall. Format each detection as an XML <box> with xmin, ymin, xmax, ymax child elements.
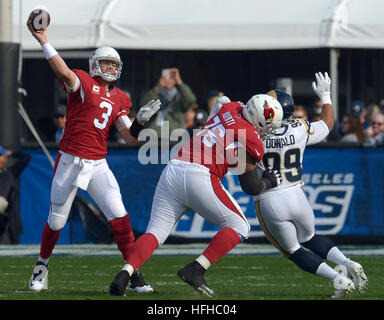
<box><xmin>18</xmin><ymin>145</ymin><xmax>384</xmax><ymax>244</ymax></box>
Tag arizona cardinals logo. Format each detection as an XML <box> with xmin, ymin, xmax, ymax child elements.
<box><xmin>263</xmin><ymin>100</ymin><xmax>275</xmax><ymax>122</ymax></box>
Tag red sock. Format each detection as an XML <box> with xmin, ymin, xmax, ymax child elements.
<box><xmin>109</xmin><ymin>214</ymin><xmax>136</xmax><ymax>261</ymax></box>
<box><xmin>126</xmin><ymin>233</ymin><xmax>159</xmax><ymax>270</ymax></box>
<box><xmin>40</xmin><ymin>222</ymin><xmax>60</xmax><ymax>259</ymax></box>
<box><xmin>202</xmin><ymin>227</ymin><xmax>241</xmax><ymax>265</ymax></box>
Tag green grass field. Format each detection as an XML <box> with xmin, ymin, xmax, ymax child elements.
<box><xmin>0</xmin><ymin>255</ymin><xmax>382</xmax><ymax>301</ymax></box>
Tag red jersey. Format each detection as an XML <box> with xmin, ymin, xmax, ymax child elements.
<box><xmin>175</xmin><ymin>101</ymin><xmax>264</xmax><ymax>179</ymax></box>
<box><xmin>59</xmin><ymin>69</ymin><xmax>132</xmax><ymax>159</ymax></box>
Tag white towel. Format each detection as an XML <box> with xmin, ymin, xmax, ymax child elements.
<box><xmin>73</xmin><ymin>158</ymin><xmax>94</xmax><ymax>190</ymax></box>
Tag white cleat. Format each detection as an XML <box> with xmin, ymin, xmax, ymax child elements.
<box><xmin>332</xmin><ymin>265</ymin><xmax>355</xmax><ymax>298</ymax></box>
<box><xmin>29</xmin><ymin>262</ymin><xmax>48</xmax><ymax>293</ymax></box>
<box><xmin>346</xmin><ymin>259</ymin><xmax>368</xmax><ymax>294</ymax></box>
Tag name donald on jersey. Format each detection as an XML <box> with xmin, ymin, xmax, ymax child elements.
<box><xmin>265</xmin><ymin>134</ymin><xmax>295</xmax><ymax>148</ymax></box>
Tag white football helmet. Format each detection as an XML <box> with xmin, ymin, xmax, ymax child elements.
<box><xmin>89</xmin><ymin>46</ymin><xmax>123</xmax><ymax>82</ymax></box>
<box><xmin>242</xmin><ymin>94</ymin><xmax>283</xmax><ymax>138</ymax></box>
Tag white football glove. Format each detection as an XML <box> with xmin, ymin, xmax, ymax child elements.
<box><xmin>312</xmin><ymin>72</ymin><xmax>332</xmax><ymax>105</ymax></box>
<box><xmin>207</xmin><ymin>96</ymin><xmax>231</xmax><ymax>120</ymax></box>
<box><xmin>0</xmin><ymin>196</ymin><xmax>9</xmax><ymax>213</ymax></box>
<box><xmin>136</xmin><ymin>99</ymin><xmax>161</xmax><ymax>122</ymax></box>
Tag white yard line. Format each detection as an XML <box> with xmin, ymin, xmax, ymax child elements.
<box><xmin>0</xmin><ymin>244</ymin><xmax>383</xmax><ymax>257</ymax></box>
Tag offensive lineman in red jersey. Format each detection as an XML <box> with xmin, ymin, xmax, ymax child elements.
<box><xmin>109</xmin><ymin>94</ymin><xmax>284</xmax><ymax>297</ymax></box>
<box><xmin>27</xmin><ymin>20</ymin><xmax>161</xmax><ymax>293</ymax></box>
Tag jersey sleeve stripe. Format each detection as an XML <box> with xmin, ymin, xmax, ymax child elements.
<box><xmin>299</xmin><ymin>118</ymin><xmax>312</xmax><ymax>136</ymax></box>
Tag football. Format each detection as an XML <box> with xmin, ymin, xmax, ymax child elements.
<box><xmin>28</xmin><ymin>9</ymin><xmax>51</xmax><ymax>32</ymax></box>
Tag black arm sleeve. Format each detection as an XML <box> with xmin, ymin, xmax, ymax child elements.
<box><xmin>238</xmin><ymin>168</ymin><xmax>270</xmax><ymax>195</ymax></box>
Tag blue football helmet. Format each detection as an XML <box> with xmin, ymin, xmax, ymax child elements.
<box><xmin>267</xmin><ymin>89</ymin><xmax>295</xmax><ymax>125</ymax></box>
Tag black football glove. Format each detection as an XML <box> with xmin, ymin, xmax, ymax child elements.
<box><xmin>262</xmin><ymin>168</ymin><xmax>281</xmax><ymax>189</ymax></box>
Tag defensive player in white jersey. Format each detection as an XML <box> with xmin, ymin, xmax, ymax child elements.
<box><xmin>239</xmin><ymin>72</ymin><xmax>368</xmax><ymax>298</ymax></box>
<box><xmin>108</xmin><ymin>94</ymin><xmax>284</xmax><ymax>297</ymax></box>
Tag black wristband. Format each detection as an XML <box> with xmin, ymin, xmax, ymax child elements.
<box><xmin>130</xmin><ymin>119</ymin><xmax>145</xmax><ymax>138</ymax></box>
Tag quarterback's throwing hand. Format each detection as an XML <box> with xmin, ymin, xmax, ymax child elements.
<box><xmin>312</xmin><ymin>72</ymin><xmax>332</xmax><ymax>105</ymax></box>
<box><xmin>136</xmin><ymin>99</ymin><xmax>161</xmax><ymax>123</ymax></box>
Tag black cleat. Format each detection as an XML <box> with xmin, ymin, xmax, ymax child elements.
<box><xmin>129</xmin><ymin>270</ymin><xmax>153</xmax><ymax>293</ymax></box>
<box><xmin>109</xmin><ymin>270</ymin><xmax>130</xmax><ymax>296</ymax></box>
<box><xmin>177</xmin><ymin>261</ymin><xmax>216</xmax><ymax>297</ymax></box>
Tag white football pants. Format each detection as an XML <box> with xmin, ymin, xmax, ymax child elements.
<box><xmin>146</xmin><ymin>159</ymin><xmax>250</xmax><ymax>245</ymax></box>
<box><xmin>255</xmin><ymin>185</ymin><xmax>315</xmax><ymax>256</ymax></box>
<box><xmin>48</xmin><ymin>151</ymin><xmax>126</xmax><ymax>231</ymax></box>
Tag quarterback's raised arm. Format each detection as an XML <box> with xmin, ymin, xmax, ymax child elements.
<box><xmin>26</xmin><ymin>21</ymin><xmax>77</xmax><ymax>90</ymax></box>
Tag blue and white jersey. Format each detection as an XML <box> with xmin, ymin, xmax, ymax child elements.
<box><xmin>254</xmin><ymin>118</ymin><xmax>329</xmax><ymax>200</ymax></box>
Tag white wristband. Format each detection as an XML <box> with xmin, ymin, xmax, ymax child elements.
<box><xmin>41</xmin><ymin>43</ymin><xmax>58</xmax><ymax>60</ymax></box>
<box><xmin>321</xmin><ymin>95</ymin><xmax>332</xmax><ymax>105</ymax></box>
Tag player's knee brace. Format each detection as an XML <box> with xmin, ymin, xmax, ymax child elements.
<box><xmin>289</xmin><ymin>247</ymin><xmax>323</xmax><ymax>274</ymax></box>
<box><xmin>301</xmin><ymin>234</ymin><xmax>335</xmax><ymax>259</ymax></box>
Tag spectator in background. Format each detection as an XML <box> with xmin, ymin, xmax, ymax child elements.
<box><xmin>340</xmin><ymin>112</ymin><xmax>366</xmax><ymax>143</ymax></box>
<box><xmin>309</xmin><ymin>97</ymin><xmax>322</xmax><ymax>122</ymax></box>
<box><xmin>364</xmin><ymin>104</ymin><xmax>381</xmax><ymax>128</ymax></box>
<box><xmin>193</xmin><ymin>109</ymin><xmax>208</xmax><ymax>131</ymax></box>
<box><xmin>186</xmin><ymin>108</ymin><xmax>208</xmax><ymax>137</ymax></box>
<box><xmin>365</xmin><ymin>112</ymin><xmax>384</xmax><ymax>145</ymax></box>
<box><xmin>309</xmin><ymin>97</ymin><xmax>340</xmax><ymax>141</ymax></box>
<box><xmin>54</xmin><ymin>104</ymin><xmax>66</xmax><ymax>143</ymax></box>
<box><xmin>350</xmin><ymin>100</ymin><xmax>368</xmax><ymax>129</ymax></box>
<box><xmin>293</xmin><ymin>104</ymin><xmax>308</xmax><ymax>120</ymax></box>
<box><xmin>140</xmin><ymin>68</ymin><xmax>197</xmax><ymax>138</ymax></box>
<box><xmin>0</xmin><ymin>146</ymin><xmax>31</xmax><ymax>244</ymax></box>
<box><xmin>184</xmin><ymin>103</ymin><xmax>199</xmax><ymax>129</ymax></box>
<box><xmin>205</xmin><ymin>89</ymin><xmax>225</xmax><ymax>115</ymax></box>
<box><xmin>379</xmin><ymin>99</ymin><xmax>384</xmax><ymax>113</ymax></box>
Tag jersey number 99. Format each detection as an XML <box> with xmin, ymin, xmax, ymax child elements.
<box><xmin>262</xmin><ymin>148</ymin><xmax>302</xmax><ymax>183</ymax></box>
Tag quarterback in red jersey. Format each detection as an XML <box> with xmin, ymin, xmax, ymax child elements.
<box><xmin>109</xmin><ymin>94</ymin><xmax>284</xmax><ymax>297</ymax></box>
<box><xmin>27</xmin><ymin>20</ymin><xmax>160</xmax><ymax>293</ymax></box>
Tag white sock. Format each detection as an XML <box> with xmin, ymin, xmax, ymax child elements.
<box><xmin>326</xmin><ymin>247</ymin><xmax>348</xmax><ymax>265</ymax></box>
<box><xmin>38</xmin><ymin>257</ymin><xmax>50</xmax><ymax>265</ymax></box>
<box><xmin>316</xmin><ymin>262</ymin><xmax>338</xmax><ymax>281</ymax></box>
<box><xmin>196</xmin><ymin>255</ymin><xmax>211</xmax><ymax>270</ymax></box>
<box><xmin>122</xmin><ymin>264</ymin><xmax>134</xmax><ymax>276</ymax></box>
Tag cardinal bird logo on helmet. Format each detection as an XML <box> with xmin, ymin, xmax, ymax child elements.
<box><xmin>263</xmin><ymin>100</ymin><xmax>275</xmax><ymax>122</ymax></box>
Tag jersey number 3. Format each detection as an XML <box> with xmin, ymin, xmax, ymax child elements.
<box><xmin>94</xmin><ymin>101</ymin><xmax>112</xmax><ymax>130</ymax></box>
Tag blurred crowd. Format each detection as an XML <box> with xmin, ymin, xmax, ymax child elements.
<box><xmin>32</xmin><ymin>68</ymin><xmax>384</xmax><ymax>147</ymax></box>
<box><xmin>294</xmin><ymin>97</ymin><xmax>384</xmax><ymax>146</ymax></box>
